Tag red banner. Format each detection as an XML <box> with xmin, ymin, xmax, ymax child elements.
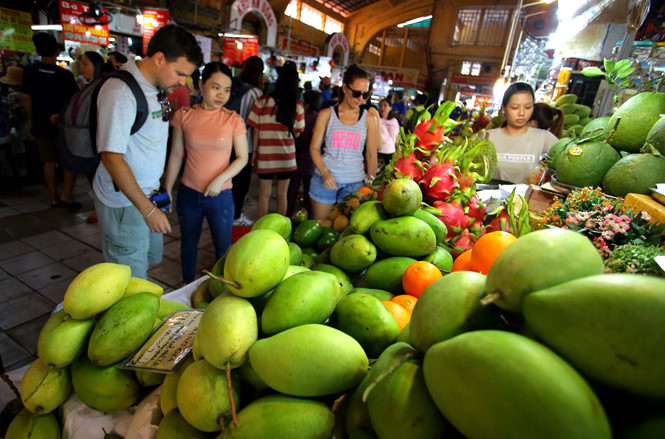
<box><xmin>142</xmin><ymin>9</ymin><xmax>170</xmax><ymax>54</ymax></box>
<box><xmin>59</xmin><ymin>0</ymin><xmax>109</xmax><ymax>46</ymax></box>
<box><xmin>278</xmin><ymin>36</ymin><xmax>319</xmax><ymax>57</ymax></box>
<box><xmin>450</xmin><ymin>73</ymin><xmax>499</xmax><ymax>88</ymax></box>
<box><xmin>222</xmin><ymin>36</ymin><xmax>259</xmax><ymax>67</ymax></box>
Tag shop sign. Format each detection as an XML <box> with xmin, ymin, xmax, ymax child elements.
<box><xmin>277</xmin><ymin>35</ymin><xmax>319</xmax><ymax>57</ymax></box>
<box><xmin>108</xmin><ymin>11</ymin><xmax>142</xmax><ymax>37</ymax></box>
<box><xmin>142</xmin><ymin>9</ymin><xmax>169</xmax><ymax>54</ymax></box>
<box><xmin>59</xmin><ymin>0</ymin><xmax>110</xmax><ymax>46</ymax></box>
<box><xmin>326</xmin><ymin>33</ymin><xmax>349</xmax><ymax>66</ymax></box>
<box><xmin>222</xmin><ymin>35</ymin><xmax>259</xmax><ymax>67</ymax></box>
<box><xmin>195</xmin><ymin>34</ymin><xmax>212</xmax><ymax>63</ymax></box>
<box><xmin>450</xmin><ymin>73</ymin><xmax>499</xmax><ymax>88</ymax></box>
<box><xmin>359</xmin><ymin>65</ymin><xmax>423</xmax><ymax>89</ymax></box>
<box><xmin>0</xmin><ymin>7</ymin><xmax>35</xmax><ymax>53</ymax></box>
<box><xmin>229</xmin><ymin>0</ymin><xmax>277</xmax><ymax>47</ymax></box>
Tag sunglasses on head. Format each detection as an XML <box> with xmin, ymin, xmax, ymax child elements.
<box><xmin>157</xmin><ymin>91</ymin><xmax>172</xmax><ymax>122</ymax></box>
<box><xmin>347</xmin><ymin>85</ymin><xmax>370</xmax><ymax>100</ymax></box>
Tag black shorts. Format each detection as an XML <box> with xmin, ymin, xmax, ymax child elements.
<box><xmin>258</xmin><ymin>171</ymin><xmax>294</xmax><ymax>180</ymax></box>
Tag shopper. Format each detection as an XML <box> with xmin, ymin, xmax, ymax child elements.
<box><xmin>247</xmin><ymin>61</ymin><xmax>304</xmax><ymax>218</ymax></box>
<box><xmin>391</xmin><ymin>90</ymin><xmax>407</xmax><ymax>124</ymax></box>
<box><xmin>404</xmin><ymin>93</ymin><xmax>428</xmax><ymax>133</ymax></box>
<box><xmin>92</xmin><ymin>24</ymin><xmax>203</xmax><ymax>279</ymax></box>
<box><xmin>378</xmin><ymin>98</ymin><xmax>399</xmax><ymax>168</ymax></box>
<box><xmin>309</xmin><ymin>64</ymin><xmax>380</xmax><ymax>221</ymax></box>
<box><xmin>164</xmin><ymin>62</ymin><xmax>247</xmax><ymax>284</ymax></box>
<box><xmin>486</xmin><ymin>82</ymin><xmax>558</xmax><ymax>184</ymax></box>
<box><xmin>79</xmin><ymin>51</ymin><xmax>105</xmax><ymax>85</ymax></box>
<box><xmin>529</xmin><ymin>102</ymin><xmax>564</xmax><ymax>138</ymax></box>
<box><xmin>21</xmin><ymin>32</ymin><xmax>81</xmax><ymax>210</ymax></box>
<box><xmin>107</xmin><ymin>51</ymin><xmax>128</xmax><ymax>70</ymax></box>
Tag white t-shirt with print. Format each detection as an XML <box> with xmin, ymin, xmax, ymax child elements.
<box><xmin>487</xmin><ymin>127</ymin><xmax>558</xmax><ymax>184</ymax></box>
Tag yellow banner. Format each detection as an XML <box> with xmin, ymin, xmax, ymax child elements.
<box><xmin>0</xmin><ymin>7</ymin><xmax>35</xmax><ymax>53</ymax></box>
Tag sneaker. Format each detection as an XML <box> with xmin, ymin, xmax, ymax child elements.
<box><xmin>233</xmin><ymin>213</ymin><xmax>254</xmax><ymax>226</ymax></box>
<box><xmin>244</xmin><ymin>196</ymin><xmax>256</xmax><ymax>207</ymax></box>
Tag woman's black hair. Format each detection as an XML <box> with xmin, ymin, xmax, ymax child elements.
<box><xmin>501</xmin><ymin>82</ymin><xmax>535</xmax><ymax>109</ymax></box>
<box><xmin>83</xmin><ymin>51</ymin><xmax>105</xmax><ymax>81</ymax></box>
<box><xmin>339</xmin><ymin>64</ymin><xmax>371</xmax><ymax>104</ymax></box>
<box><xmin>530</xmin><ymin>102</ymin><xmax>564</xmax><ymax>138</ymax></box>
<box><xmin>200</xmin><ymin>61</ymin><xmax>233</xmax><ymax>84</ymax></box>
<box><xmin>271</xmin><ymin>65</ymin><xmax>300</xmax><ymax>129</ymax></box>
<box><xmin>304</xmin><ymin>90</ymin><xmax>323</xmax><ymax>112</ymax></box>
<box><xmin>239</xmin><ymin>56</ymin><xmax>264</xmax><ymax>90</ymax></box>
<box><xmin>379</xmin><ymin>98</ymin><xmax>395</xmax><ymax>120</ymax></box>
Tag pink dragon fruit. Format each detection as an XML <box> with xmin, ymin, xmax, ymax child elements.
<box><xmin>451</xmin><ymin>228</ymin><xmax>476</xmax><ymax>256</ymax></box>
<box><xmin>393</xmin><ymin>150</ymin><xmax>424</xmax><ymax>182</ymax></box>
<box><xmin>413</xmin><ymin>119</ymin><xmax>445</xmax><ymax>152</ymax></box>
<box><xmin>486</xmin><ymin>209</ymin><xmax>511</xmax><ymax>233</ymax></box>
<box><xmin>420</xmin><ymin>160</ymin><xmax>459</xmax><ymax>202</ymax></box>
<box><xmin>430</xmin><ymin>200</ymin><xmax>470</xmax><ymax>238</ymax></box>
<box><xmin>466</xmin><ymin>194</ymin><xmax>486</xmax><ymax>224</ymax></box>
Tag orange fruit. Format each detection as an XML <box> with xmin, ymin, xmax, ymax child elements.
<box><xmin>402</xmin><ymin>261</ymin><xmax>443</xmax><ymax>298</ymax></box>
<box><xmin>357</xmin><ymin>186</ymin><xmax>372</xmax><ymax>195</ymax></box>
<box><xmin>470</xmin><ymin>231</ymin><xmax>517</xmax><ymax>275</ymax></box>
<box><xmin>391</xmin><ymin>294</ymin><xmax>418</xmax><ymax>314</ymax></box>
<box><xmin>451</xmin><ymin>249</ymin><xmax>474</xmax><ymax>272</ymax></box>
<box><xmin>381</xmin><ymin>300</ymin><xmax>411</xmax><ymax>330</ymax></box>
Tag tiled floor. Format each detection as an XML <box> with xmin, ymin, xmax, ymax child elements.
<box><xmin>0</xmin><ymin>171</ymin><xmax>264</xmax><ymax>372</ymax></box>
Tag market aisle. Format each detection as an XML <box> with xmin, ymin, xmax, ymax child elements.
<box><xmin>0</xmin><ymin>169</ymin><xmax>266</xmax><ymax>372</ymax></box>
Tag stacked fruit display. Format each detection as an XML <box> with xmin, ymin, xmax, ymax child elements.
<box><xmin>554</xmin><ymin>93</ymin><xmax>594</xmax><ymax>137</ymax></box>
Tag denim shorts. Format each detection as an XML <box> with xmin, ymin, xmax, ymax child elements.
<box><xmin>309</xmin><ymin>173</ymin><xmax>364</xmax><ymax>204</ymax></box>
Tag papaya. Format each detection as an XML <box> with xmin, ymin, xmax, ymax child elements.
<box><xmin>251</xmin><ymin>213</ymin><xmax>292</xmax><ymax>240</ymax></box>
<box><xmin>124</xmin><ymin>276</ymin><xmax>163</xmax><ymax>298</ymax></box>
<box><xmin>293</xmin><ymin>220</ymin><xmax>323</xmax><ymax>247</ymax></box>
<box><xmin>370</xmin><ymin>217</ymin><xmax>436</xmax><ymax>258</ymax></box>
<box><xmin>330</xmin><ymin>234</ymin><xmax>377</xmax><ymax>274</ymax></box>
<box><xmin>160</xmin><ymin>355</ymin><xmax>195</xmax><ymax>415</ymax></box>
<box><xmin>156</xmin><ymin>410</ymin><xmax>206</xmax><ymax>439</ymax></box>
<box><xmin>261</xmin><ymin>271</ymin><xmax>338</xmax><ymax>335</ymax></box>
<box><xmin>20</xmin><ymin>358</ymin><xmax>71</xmax><ymax>414</ymax></box>
<box><xmin>197</xmin><ymin>294</ymin><xmax>257</xmax><ymax>369</ymax></box>
<box><xmin>411</xmin><ymin>209</ymin><xmax>447</xmax><ymax>245</ymax></box>
<box><xmin>288</xmin><ymin>242</ymin><xmax>303</xmax><ymax>265</ymax></box>
<box><xmin>63</xmin><ymin>262</ymin><xmax>131</xmax><ymax>319</ymax></box>
<box><xmin>344</xmin><ymin>373</ymin><xmax>373</xmax><ymax>435</ymax></box>
<box><xmin>421</xmin><ymin>246</ymin><xmax>453</xmax><ymax>272</ymax></box>
<box><xmin>313</xmin><ymin>263</ymin><xmax>353</xmax><ymax>301</ymax></box>
<box><xmin>249</xmin><ymin>324</ymin><xmax>368</xmax><ymax>397</ymax></box>
<box><xmin>71</xmin><ymin>356</ymin><xmax>140</xmax><ymax>412</ymax></box>
<box><xmin>523</xmin><ymin>273</ymin><xmax>665</xmax><ymax>399</ymax></box>
<box><xmin>331</xmin><ymin>293</ymin><xmax>400</xmax><ymax>358</ymax></box>
<box><xmin>224</xmin><ymin>394</ymin><xmax>335</xmax><ymax>439</ymax></box>
<box><xmin>366</xmin><ymin>343</ymin><xmax>449</xmax><ymax>439</ymax></box>
<box><xmin>88</xmin><ymin>292</ymin><xmax>160</xmax><ymax>366</ymax></box>
<box><xmin>350</xmin><ymin>287</ymin><xmax>394</xmax><ymax>301</ymax></box>
<box><xmin>484</xmin><ymin>228</ymin><xmax>604</xmax><ymax>313</ymax></box>
<box><xmin>176</xmin><ymin>359</ymin><xmax>241</xmax><ymax>432</ymax></box>
<box><xmin>363</xmin><ymin>257</ymin><xmax>417</xmax><ymax>294</ymax></box>
<box><xmin>381</xmin><ymin>179</ymin><xmax>422</xmax><ymax>216</ymax></box>
<box><xmin>423</xmin><ymin>331</ymin><xmax>611</xmax><ymax>439</ymax></box>
<box><xmin>37</xmin><ymin>309</ymin><xmax>94</xmax><ymax>368</ymax></box>
<box><xmin>224</xmin><ymin>230</ymin><xmax>290</xmax><ymax>298</ymax></box>
<box><xmin>5</xmin><ymin>410</ymin><xmax>60</xmax><ymax>439</ymax></box>
<box><xmin>157</xmin><ymin>298</ymin><xmax>191</xmax><ymax>320</ymax></box>
<box><xmin>349</xmin><ymin>201</ymin><xmax>390</xmax><ymax>234</ymax></box>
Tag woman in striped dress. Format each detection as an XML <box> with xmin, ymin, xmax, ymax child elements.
<box><xmin>247</xmin><ymin>61</ymin><xmax>305</xmax><ymax>218</ymax></box>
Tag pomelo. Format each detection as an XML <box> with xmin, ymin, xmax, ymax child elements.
<box><xmin>607</xmin><ymin>92</ymin><xmax>665</xmax><ymax>153</ymax></box>
<box><xmin>581</xmin><ymin>116</ymin><xmax>611</xmax><ymax>137</ymax></box>
<box><xmin>645</xmin><ymin>114</ymin><xmax>665</xmax><ymax>155</ymax></box>
<box><xmin>602</xmin><ymin>153</ymin><xmax>665</xmax><ymax>197</ymax></box>
<box><xmin>547</xmin><ymin>137</ymin><xmax>572</xmax><ymax>170</ymax></box>
<box><xmin>555</xmin><ymin>141</ymin><xmax>621</xmax><ymax>188</ymax></box>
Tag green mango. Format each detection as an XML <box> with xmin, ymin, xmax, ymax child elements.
<box><xmin>344</xmin><ymin>373</ymin><xmax>373</xmax><ymax>435</ymax></box>
<box><xmin>293</xmin><ymin>220</ymin><xmax>323</xmax><ymax>247</ymax></box>
<box><xmin>249</xmin><ymin>324</ymin><xmax>368</xmax><ymax>397</ymax></box>
<box><xmin>284</xmin><ymin>264</ymin><xmax>310</xmax><ymax>278</ymax></box>
<box><xmin>37</xmin><ymin>309</ymin><xmax>94</xmax><ymax>368</ymax></box>
<box><xmin>160</xmin><ymin>355</ymin><xmax>195</xmax><ymax>415</ymax></box>
<box><xmin>523</xmin><ymin>273</ymin><xmax>665</xmax><ymax>399</ymax></box>
<box><xmin>349</xmin><ymin>201</ymin><xmax>390</xmax><ymax>234</ymax></box>
<box><xmin>71</xmin><ymin>356</ymin><xmax>140</xmax><ymax>412</ymax></box>
<box><xmin>88</xmin><ymin>293</ymin><xmax>160</xmax><ymax>366</ymax></box>
<box><xmin>238</xmin><ymin>361</ymin><xmax>269</xmax><ymax>392</ymax></box>
<box><xmin>251</xmin><ymin>213</ymin><xmax>292</xmax><ymax>240</ymax></box>
<box><xmin>423</xmin><ymin>331</ymin><xmax>611</xmax><ymax>439</ymax></box>
<box><xmin>191</xmin><ymin>279</ymin><xmax>213</xmax><ymax>308</ymax></box>
<box><xmin>224</xmin><ymin>394</ymin><xmax>335</xmax><ymax>439</ymax></box>
<box><xmin>363</xmin><ymin>257</ymin><xmax>417</xmax><ymax>294</ymax></box>
<box><xmin>135</xmin><ymin>369</ymin><xmax>165</xmax><ymax>387</ymax></box>
<box><xmin>330</xmin><ymin>234</ymin><xmax>377</xmax><ymax>274</ymax></box>
<box><xmin>420</xmin><ymin>246</ymin><xmax>453</xmax><ymax>272</ymax></box>
<box><xmin>411</xmin><ymin>209</ymin><xmax>447</xmax><ymax>244</ymax></box>
<box><xmin>64</xmin><ymin>262</ymin><xmax>131</xmax><ymax>319</ymax></box>
<box><xmin>198</xmin><ymin>294</ymin><xmax>257</xmax><ymax>369</ymax></box>
<box><xmin>124</xmin><ymin>276</ymin><xmax>163</xmax><ymax>298</ymax></box>
<box><xmin>366</xmin><ymin>343</ymin><xmax>449</xmax><ymax>439</ymax></box>
<box><xmin>156</xmin><ymin>410</ymin><xmax>206</xmax><ymax>439</ymax></box>
<box><xmin>176</xmin><ymin>359</ymin><xmax>241</xmax><ymax>433</ymax></box>
<box><xmin>191</xmin><ymin>333</ymin><xmax>202</xmax><ymax>360</ymax></box>
<box><xmin>300</xmin><ymin>253</ymin><xmax>316</xmax><ymax>268</ymax></box>
<box><xmin>209</xmin><ymin>255</ymin><xmax>228</xmax><ymax>297</ymax></box>
<box><xmin>396</xmin><ymin>322</ymin><xmax>411</xmax><ymax>344</ymax></box>
<box><xmin>313</xmin><ymin>263</ymin><xmax>353</xmax><ymax>301</ymax></box>
<box><xmin>349</xmin><ymin>430</ymin><xmax>378</xmax><ymax>439</ymax></box>
<box><xmin>224</xmin><ymin>230</ymin><xmax>290</xmax><ymax>298</ymax></box>
<box><xmin>261</xmin><ymin>271</ymin><xmax>338</xmax><ymax>335</ymax></box>
<box><xmin>331</xmin><ymin>293</ymin><xmax>399</xmax><ymax>358</ymax></box>
<box><xmin>381</xmin><ymin>179</ymin><xmax>422</xmax><ymax>216</ymax></box>
<box><xmin>287</xmin><ymin>241</ymin><xmax>303</xmax><ymax>265</ymax></box>
<box><xmin>410</xmin><ymin>271</ymin><xmax>501</xmax><ymax>352</ymax></box>
<box><xmin>370</xmin><ymin>217</ymin><xmax>436</xmax><ymax>257</ymax></box>
<box><xmin>317</xmin><ymin>246</ymin><xmax>331</xmax><ymax>264</ymax></box>
<box><xmin>350</xmin><ymin>287</ymin><xmax>394</xmax><ymax>301</ymax></box>
<box><xmin>315</xmin><ymin>231</ymin><xmax>340</xmax><ymax>252</ymax></box>
<box><xmin>157</xmin><ymin>299</ymin><xmax>191</xmax><ymax>320</ymax></box>
<box><xmin>20</xmin><ymin>358</ymin><xmax>71</xmax><ymax>414</ymax></box>
<box><xmin>5</xmin><ymin>410</ymin><xmax>60</xmax><ymax>439</ymax></box>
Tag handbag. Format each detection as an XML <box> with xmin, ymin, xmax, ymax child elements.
<box><xmin>149</xmin><ymin>187</ymin><xmax>171</xmax><ymax>212</ymax></box>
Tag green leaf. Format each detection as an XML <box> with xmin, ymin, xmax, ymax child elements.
<box><xmin>615</xmin><ymin>59</ymin><xmax>631</xmax><ymax>71</ymax></box>
<box><xmin>603</xmin><ymin>59</ymin><xmax>615</xmax><ymax>73</ymax></box>
<box><xmin>582</xmin><ymin>66</ymin><xmax>605</xmax><ymax>77</ymax></box>
<box><xmin>615</xmin><ymin>65</ymin><xmax>634</xmax><ymax>79</ymax></box>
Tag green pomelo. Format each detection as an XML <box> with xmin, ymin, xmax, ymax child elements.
<box><xmin>370</xmin><ymin>217</ymin><xmax>436</xmax><ymax>258</ymax></box>
<box><xmin>366</xmin><ymin>343</ymin><xmax>449</xmax><ymax>439</ymax></box>
<box><xmin>363</xmin><ymin>257</ymin><xmax>417</xmax><ymax>294</ymax></box>
<box><xmin>523</xmin><ymin>274</ymin><xmax>665</xmax><ymax>398</ymax></box>
<box><xmin>224</xmin><ymin>229</ymin><xmax>290</xmax><ymax>298</ymax></box>
<box><xmin>567</xmin><ymin>124</ymin><xmax>584</xmax><ymax>136</ymax></box>
<box><xmin>293</xmin><ymin>220</ymin><xmax>323</xmax><ymax>247</ymax></box>
<box><xmin>71</xmin><ymin>356</ymin><xmax>140</xmax><ymax>412</ymax></box>
<box><xmin>350</xmin><ymin>201</ymin><xmax>390</xmax><ymax>235</ymax></box>
<box><xmin>37</xmin><ymin>309</ymin><xmax>94</xmax><ymax>368</ymax></box>
<box><xmin>581</xmin><ymin>116</ymin><xmax>611</xmax><ymax>136</ymax></box>
<box><xmin>287</xmin><ymin>242</ymin><xmax>303</xmax><ymax>265</ymax></box>
<box><xmin>156</xmin><ymin>410</ymin><xmax>206</xmax><ymax>439</ymax></box>
<box><xmin>485</xmin><ymin>228</ymin><xmax>604</xmax><ymax>313</ymax></box>
<box><xmin>423</xmin><ymin>331</ymin><xmax>611</xmax><ymax>439</ymax></box>
<box><xmin>261</xmin><ymin>271</ymin><xmax>338</xmax><ymax>335</ymax></box>
<box><xmin>5</xmin><ymin>410</ymin><xmax>60</xmax><ymax>439</ymax></box>
<box><xmin>313</xmin><ymin>263</ymin><xmax>353</xmax><ymax>301</ymax></box>
<box><xmin>331</xmin><ymin>293</ymin><xmax>400</xmax><ymax>358</ymax></box>
<box><xmin>63</xmin><ymin>262</ymin><xmax>131</xmax><ymax>319</ymax></box>
<box><xmin>344</xmin><ymin>373</ymin><xmax>373</xmax><ymax>434</ymax></box>
<box><xmin>160</xmin><ymin>355</ymin><xmax>195</xmax><ymax>415</ymax></box>
<box><xmin>238</xmin><ymin>361</ymin><xmax>269</xmax><ymax>392</ymax></box>
<box><xmin>555</xmin><ymin>141</ymin><xmax>621</xmax><ymax>188</ymax></box>
<box><xmin>330</xmin><ymin>234</ymin><xmax>377</xmax><ymax>274</ymax></box>
<box><xmin>251</xmin><ymin>213</ymin><xmax>292</xmax><ymax>240</ymax></box>
<box><xmin>350</xmin><ymin>287</ymin><xmax>394</xmax><ymax>301</ymax></box>
<box><xmin>248</xmin><ymin>324</ymin><xmax>368</xmax><ymax>397</ymax></box>
<box><xmin>602</xmin><ymin>153</ymin><xmax>665</xmax><ymax>197</ymax></box>
<box><xmin>410</xmin><ymin>271</ymin><xmax>500</xmax><ymax>352</ymax></box>
<box><xmin>421</xmin><ymin>246</ymin><xmax>453</xmax><ymax>272</ymax></box>
<box><xmin>176</xmin><ymin>359</ymin><xmax>241</xmax><ymax>432</ymax></box>
<box><xmin>646</xmin><ymin>115</ymin><xmax>665</xmax><ymax>155</ymax></box>
<box><xmin>224</xmin><ymin>394</ymin><xmax>335</xmax><ymax>439</ymax></box>
<box><xmin>20</xmin><ymin>358</ymin><xmax>71</xmax><ymax>414</ymax></box>
<box><xmin>555</xmin><ymin>93</ymin><xmax>578</xmax><ymax>107</ymax></box>
<box><xmin>546</xmin><ymin>137</ymin><xmax>572</xmax><ymax>169</ymax></box>
<box><xmin>381</xmin><ymin>179</ymin><xmax>423</xmax><ymax>216</ymax></box>
<box><xmin>607</xmin><ymin>92</ymin><xmax>665</xmax><ymax>152</ymax></box>
<box><xmin>579</xmin><ymin>116</ymin><xmax>592</xmax><ymax>127</ymax></box>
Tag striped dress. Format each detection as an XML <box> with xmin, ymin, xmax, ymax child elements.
<box><xmin>247</xmin><ymin>95</ymin><xmax>305</xmax><ymax>174</ymax></box>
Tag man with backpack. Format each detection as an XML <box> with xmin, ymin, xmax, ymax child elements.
<box><xmin>91</xmin><ymin>24</ymin><xmax>203</xmax><ymax>279</ymax></box>
<box><xmin>404</xmin><ymin>93</ymin><xmax>428</xmax><ymax>133</ymax></box>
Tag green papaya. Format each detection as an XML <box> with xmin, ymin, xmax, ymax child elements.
<box><xmin>381</xmin><ymin>179</ymin><xmax>422</xmax><ymax>216</ymax></box>
<box><xmin>5</xmin><ymin>410</ymin><xmax>60</xmax><ymax>439</ymax></box>
<box><xmin>350</xmin><ymin>200</ymin><xmax>390</xmax><ymax>234</ymax></box>
<box><xmin>160</xmin><ymin>355</ymin><xmax>195</xmax><ymax>415</ymax></box>
<box><xmin>20</xmin><ymin>358</ymin><xmax>71</xmax><ymax>414</ymax></box>
<box><xmin>363</xmin><ymin>257</ymin><xmax>417</xmax><ymax>294</ymax></box>
<box><xmin>71</xmin><ymin>356</ymin><xmax>140</xmax><ymax>412</ymax></box>
<box><xmin>411</xmin><ymin>209</ymin><xmax>447</xmax><ymax>244</ymax></box>
<box><xmin>251</xmin><ymin>213</ymin><xmax>292</xmax><ymax>240</ymax></box>
<box><xmin>37</xmin><ymin>309</ymin><xmax>94</xmax><ymax>368</ymax></box>
<box><xmin>330</xmin><ymin>234</ymin><xmax>377</xmax><ymax>274</ymax></box>
<box><xmin>370</xmin><ymin>217</ymin><xmax>436</xmax><ymax>257</ymax></box>
<box><xmin>156</xmin><ymin>410</ymin><xmax>206</xmax><ymax>439</ymax></box>
<box><xmin>63</xmin><ymin>262</ymin><xmax>131</xmax><ymax>319</ymax></box>
<box><xmin>313</xmin><ymin>263</ymin><xmax>353</xmax><ymax>301</ymax></box>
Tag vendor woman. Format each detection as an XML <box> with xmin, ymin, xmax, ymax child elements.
<box><xmin>487</xmin><ymin>82</ymin><xmax>558</xmax><ymax>184</ymax></box>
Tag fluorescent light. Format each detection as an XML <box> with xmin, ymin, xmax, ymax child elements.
<box><xmin>31</xmin><ymin>24</ymin><xmax>63</xmax><ymax>31</ymax></box>
<box><xmin>136</xmin><ymin>14</ymin><xmax>143</xmax><ymax>25</ymax></box>
<box><xmin>397</xmin><ymin>15</ymin><xmax>431</xmax><ymax>28</ymax></box>
<box><xmin>109</xmin><ymin>37</ymin><xmax>116</xmax><ymax>41</ymax></box>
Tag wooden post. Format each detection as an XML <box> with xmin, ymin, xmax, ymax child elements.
<box><xmin>378</xmin><ymin>28</ymin><xmax>386</xmax><ymax>66</ymax></box>
<box><xmin>400</xmin><ymin>28</ymin><xmax>408</xmax><ymax>67</ymax></box>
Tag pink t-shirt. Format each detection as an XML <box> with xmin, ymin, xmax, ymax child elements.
<box><xmin>172</xmin><ymin>105</ymin><xmax>246</xmax><ymax>193</ymax></box>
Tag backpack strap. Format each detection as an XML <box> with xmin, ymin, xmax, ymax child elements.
<box><xmin>89</xmin><ymin>70</ymin><xmax>150</xmax><ymax>154</ymax></box>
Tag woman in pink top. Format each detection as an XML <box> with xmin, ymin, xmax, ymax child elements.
<box><xmin>378</xmin><ymin>98</ymin><xmax>399</xmax><ymax>167</ymax></box>
<box><xmin>164</xmin><ymin>62</ymin><xmax>248</xmax><ymax>284</ymax></box>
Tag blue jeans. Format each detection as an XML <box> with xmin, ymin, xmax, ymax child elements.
<box><xmin>176</xmin><ymin>184</ymin><xmax>234</xmax><ymax>284</ymax></box>
<box><xmin>309</xmin><ymin>174</ymin><xmax>364</xmax><ymax>204</ymax></box>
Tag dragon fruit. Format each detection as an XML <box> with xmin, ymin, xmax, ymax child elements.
<box><xmin>466</xmin><ymin>194</ymin><xmax>486</xmax><ymax>224</ymax></box>
<box><xmin>420</xmin><ymin>159</ymin><xmax>459</xmax><ymax>202</ymax></box>
<box><xmin>413</xmin><ymin>120</ymin><xmax>446</xmax><ymax>152</ymax></box>
<box><xmin>486</xmin><ymin>209</ymin><xmax>511</xmax><ymax>233</ymax></box>
<box><xmin>393</xmin><ymin>150</ymin><xmax>425</xmax><ymax>182</ymax></box>
<box><xmin>451</xmin><ymin>228</ymin><xmax>476</xmax><ymax>255</ymax></box>
<box><xmin>429</xmin><ymin>200</ymin><xmax>470</xmax><ymax>238</ymax></box>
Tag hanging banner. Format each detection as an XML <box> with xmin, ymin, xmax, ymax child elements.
<box><xmin>0</xmin><ymin>7</ymin><xmax>35</xmax><ymax>53</ymax></box>
<box><xmin>277</xmin><ymin>35</ymin><xmax>319</xmax><ymax>57</ymax></box>
<box><xmin>59</xmin><ymin>0</ymin><xmax>110</xmax><ymax>46</ymax></box>
<box><xmin>359</xmin><ymin>65</ymin><xmax>426</xmax><ymax>90</ymax></box>
<box><xmin>108</xmin><ymin>11</ymin><xmax>142</xmax><ymax>37</ymax></box>
<box><xmin>194</xmin><ymin>34</ymin><xmax>212</xmax><ymax>64</ymax></box>
<box><xmin>326</xmin><ymin>33</ymin><xmax>349</xmax><ymax>66</ymax></box>
<box><xmin>142</xmin><ymin>9</ymin><xmax>169</xmax><ymax>54</ymax></box>
<box><xmin>228</xmin><ymin>0</ymin><xmax>277</xmax><ymax>47</ymax></box>
<box><xmin>222</xmin><ymin>35</ymin><xmax>259</xmax><ymax>67</ymax></box>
